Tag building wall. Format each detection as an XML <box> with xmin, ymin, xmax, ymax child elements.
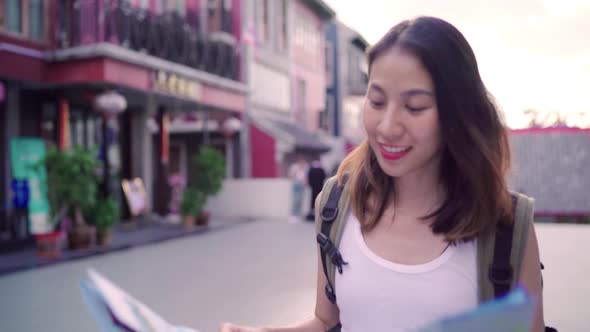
<box><xmin>509</xmin><ymin>129</ymin><xmax>590</xmax><ymax>216</ymax></box>
<box><xmin>291</xmin><ymin>0</ymin><xmax>326</xmax><ymax>132</ymax></box>
<box><xmin>325</xmin><ymin>21</ymin><xmax>341</xmax><ymax>136</ymax></box>
<box><xmin>333</xmin><ymin>21</ymin><xmax>367</xmax><ymax>143</ymax></box>
<box><xmin>206</xmin><ymin>178</ymin><xmax>294</xmax><ymax>219</ymax></box>
<box><xmin>1</xmin><ymin>0</ymin><xmax>249</xmax><ymax>219</ymax></box>
<box><xmin>246</xmin><ymin>0</ymin><xmax>293</xmax><ymax>178</ymax></box>
<box><xmin>248</xmin><ymin>0</ymin><xmax>292</xmax><ymax>117</ymax></box>
<box><xmin>250</xmin><ymin>123</ymin><xmax>278</xmax><ymax>178</ymax></box>
<box><xmin>342</xmin><ymin>95</ymin><xmax>365</xmax><ymax>142</ymax></box>
<box><xmin>249</xmin><ymin>62</ymin><xmax>291</xmax><ymax>113</ymax></box>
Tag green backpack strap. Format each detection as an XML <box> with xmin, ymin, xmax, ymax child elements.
<box><xmin>316</xmin><ymin>175</ymin><xmax>351</xmax><ymax>304</ymax></box>
<box><xmin>477</xmin><ymin>192</ymin><xmax>533</xmax><ymax>302</ymax></box>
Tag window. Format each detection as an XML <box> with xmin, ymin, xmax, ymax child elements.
<box><xmin>1</xmin><ymin>0</ymin><xmax>46</xmax><ymax>41</ymax></box>
<box><xmin>6</xmin><ymin>0</ymin><xmax>22</xmax><ymax>33</ymax></box>
<box><xmin>158</xmin><ymin>0</ymin><xmax>185</xmax><ymax>14</ymax></box>
<box><xmin>206</xmin><ymin>0</ymin><xmax>220</xmax><ymax>32</ymax></box>
<box><xmin>255</xmin><ymin>0</ymin><xmax>270</xmax><ymax>45</ymax></box>
<box><xmin>321</xmin><ymin>96</ymin><xmax>334</xmax><ymax>132</ymax></box>
<box><xmin>325</xmin><ymin>41</ymin><xmax>334</xmax><ymax>86</ymax></box>
<box><xmin>177</xmin><ymin>0</ymin><xmax>186</xmax><ymax>16</ymax></box>
<box><xmin>221</xmin><ymin>0</ymin><xmax>232</xmax><ymax>33</ymax></box>
<box><xmin>276</xmin><ymin>0</ymin><xmax>288</xmax><ymax>52</ymax></box>
<box><xmin>206</xmin><ymin>0</ymin><xmax>231</xmax><ymax>33</ymax></box>
<box><xmin>28</xmin><ymin>0</ymin><xmax>43</xmax><ymax>40</ymax></box>
<box><xmin>294</xmin><ymin>13</ymin><xmax>319</xmax><ymax>56</ymax></box>
<box><xmin>348</xmin><ymin>47</ymin><xmax>361</xmax><ymax>88</ymax></box>
<box><xmin>296</xmin><ymin>78</ymin><xmax>307</xmax><ymax>126</ymax></box>
<box><xmin>155</xmin><ymin>0</ymin><xmax>163</xmax><ymax>13</ymax></box>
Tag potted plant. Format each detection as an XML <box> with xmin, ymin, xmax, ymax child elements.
<box><xmin>35</xmin><ymin>230</ymin><xmax>63</xmax><ymax>259</ymax></box>
<box><xmin>43</xmin><ymin>146</ymin><xmax>98</xmax><ymax>250</ymax></box>
<box><xmin>180</xmin><ymin>187</ymin><xmax>206</xmax><ymax>228</ymax></box>
<box><xmin>90</xmin><ymin>197</ymin><xmax>119</xmax><ymax>246</ymax></box>
<box><xmin>191</xmin><ymin>146</ymin><xmax>225</xmax><ymax>226</ymax></box>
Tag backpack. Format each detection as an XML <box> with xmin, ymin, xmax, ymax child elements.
<box><xmin>316</xmin><ymin>176</ymin><xmax>557</xmax><ymax>332</ymax></box>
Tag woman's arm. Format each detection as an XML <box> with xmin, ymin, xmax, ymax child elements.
<box><xmin>518</xmin><ymin>222</ymin><xmax>545</xmax><ymax>332</ymax></box>
<box><xmin>220</xmin><ymin>193</ymin><xmax>340</xmax><ymax>332</ymax></box>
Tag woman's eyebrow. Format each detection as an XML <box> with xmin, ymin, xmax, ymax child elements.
<box><xmin>401</xmin><ymin>89</ymin><xmax>434</xmax><ymax>98</ymax></box>
<box><xmin>368</xmin><ymin>83</ymin><xmax>385</xmax><ymax>94</ymax></box>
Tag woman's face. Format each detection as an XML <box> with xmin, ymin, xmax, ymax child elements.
<box><xmin>363</xmin><ymin>47</ymin><xmax>442</xmax><ymax>179</ymax></box>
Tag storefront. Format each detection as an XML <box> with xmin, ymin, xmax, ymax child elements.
<box><xmin>249</xmin><ymin>113</ymin><xmax>331</xmax><ymax>178</ymax></box>
<box><xmin>1</xmin><ymin>54</ymin><xmax>247</xmax><ymax>249</ymax></box>
<box><xmin>0</xmin><ymin>0</ymin><xmax>248</xmax><ymax>251</ymax></box>
<box><xmin>2</xmin><ymin>74</ymin><xmax>246</xmax><ymax>230</ymax></box>
<box><xmin>36</xmin><ymin>66</ymin><xmax>247</xmax><ymax>217</ymax></box>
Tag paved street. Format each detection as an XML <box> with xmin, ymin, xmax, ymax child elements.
<box><xmin>0</xmin><ymin>220</ymin><xmax>588</xmax><ymax>332</ymax></box>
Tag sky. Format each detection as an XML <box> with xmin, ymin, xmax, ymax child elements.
<box><xmin>323</xmin><ymin>0</ymin><xmax>590</xmax><ymax>128</ymax></box>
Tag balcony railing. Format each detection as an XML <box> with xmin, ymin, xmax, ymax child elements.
<box><xmin>56</xmin><ymin>0</ymin><xmax>239</xmax><ymax>81</ymax></box>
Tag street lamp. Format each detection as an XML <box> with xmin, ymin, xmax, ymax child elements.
<box><xmin>93</xmin><ymin>90</ymin><xmax>127</xmax><ymax>197</ymax></box>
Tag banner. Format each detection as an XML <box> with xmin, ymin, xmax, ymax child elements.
<box><xmin>9</xmin><ymin>137</ymin><xmax>52</xmax><ymax>234</ymax></box>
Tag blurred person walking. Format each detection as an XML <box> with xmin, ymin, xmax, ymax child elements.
<box><xmin>288</xmin><ymin>158</ymin><xmax>308</xmax><ymax>223</ymax></box>
<box><xmin>306</xmin><ymin>160</ymin><xmax>326</xmax><ymax>222</ymax></box>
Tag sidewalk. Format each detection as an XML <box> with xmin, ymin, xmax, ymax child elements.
<box><xmin>0</xmin><ymin>214</ymin><xmax>252</xmax><ymax>276</ymax></box>
<box><xmin>0</xmin><ymin>221</ymin><xmax>588</xmax><ymax>332</ymax></box>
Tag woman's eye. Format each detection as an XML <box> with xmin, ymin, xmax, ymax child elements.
<box><xmin>406</xmin><ymin>105</ymin><xmax>428</xmax><ymax>112</ymax></box>
<box><xmin>370</xmin><ymin>100</ymin><xmax>385</xmax><ymax>108</ymax></box>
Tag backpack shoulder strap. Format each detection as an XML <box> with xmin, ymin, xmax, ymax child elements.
<box><xmin>316</xmin><ymin>175</ymin><xmax>351</xmax><ymax>304</ymax></box>
<box><xmin>477</xmin><ymin>192</ymin><xmax>534</xmax><ymax>302</ymax></box>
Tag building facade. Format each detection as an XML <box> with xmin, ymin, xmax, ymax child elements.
<box><xmin>0</xmin><ymin>0</ymin><xmax>247</xmax><ymax>245</ymax></box>
<box><xmin>246</xmin><ymin>0</ymin><xmax>334</xmax><ymax>178</ymax></box>
<box><xmin>324</xmin><ymin>20</ymin><xmax>368</xmax><ymax>170</ymax></box>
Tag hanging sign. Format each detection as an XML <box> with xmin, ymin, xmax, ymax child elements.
<box><xmin>152</xmin><ymin>70</ymin><xmax>201</xmax><ymax>101</ymax></box>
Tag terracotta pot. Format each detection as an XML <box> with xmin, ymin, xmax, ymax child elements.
<box><xmin>36</xmin><ymin>231</ymin><xmax>62</xmax><ymax>259</ymax></box>
<box><xmin>183</xmin><ymin>215</ymin><xmax>196</xmax><ymax>228</ymax></box>
<box><xmin>96</xmin><ymin>229</ymin><xmax>112</xmax><ymax>246</ymax></box>
<box><xmin>196</xmin><ymin>211</ymin><xmax>210</xmax><ymax>226</ymax></box>
<box><xmin>68</xmin><ymin>225</ymin><xmax>96</xmax><ymax>250</ymax></box>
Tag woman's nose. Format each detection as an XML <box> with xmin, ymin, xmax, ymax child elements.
<box><xmin>378</xmin><ymin>107</ymin><xmax>404</xmax><ymax>139</ymax></box>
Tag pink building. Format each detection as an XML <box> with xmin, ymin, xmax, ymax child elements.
<box><xmin>247</xmin><ymin>0</ymin><xmax>335</xmax><ymax>178</ymax></box>
<box><xmin>0</xmin><ymin>0</ymin><xmax>247</xmax><ymax>222</ymax></box>
<box><xmin>291</xmin><ymin>0</ymin><xmax>330</xmax><ymax>132</ymax></box>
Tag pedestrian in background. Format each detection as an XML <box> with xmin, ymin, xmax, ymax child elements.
<box><xmin>220</xmin><ymin>16</ymin><xmax>546</xmax><ymax>332</ymax></box>
<box><xmin>306</xmin><ymin>160</ymin><xmax>326</xmax><ymax>222</ymax></box>
<box><xmin>288</xmin><ymin>158</ymin><xmax>308</xmax><ymax>223</ymax></box>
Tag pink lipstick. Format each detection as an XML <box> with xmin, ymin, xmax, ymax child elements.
<box><xmin>379</xmin><ymin>145</ymin><xmax>412</xmax><ymax>161</ymax></box>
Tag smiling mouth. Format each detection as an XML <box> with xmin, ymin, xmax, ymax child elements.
<box><xmin>379</xmin><ymin>144</ymin><xmax>412</xmax><ymax>160</ymax></box>
<box><xmin>381</xmin><ymin>145</ymin><xmax>411</xmax><ymax>153</ymax></box>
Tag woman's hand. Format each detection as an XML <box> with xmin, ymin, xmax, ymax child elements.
<box><xmin>218</xmin><ymin>322</ymin><xmax>266</xmax><ymax>332</ymax></box>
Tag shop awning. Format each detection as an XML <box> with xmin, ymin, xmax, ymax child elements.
<box><xmin>251</xmin><ymin>114</ymin><xmax>331</xmax><ymax>154</ymax></box>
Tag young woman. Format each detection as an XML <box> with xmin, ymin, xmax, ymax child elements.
<box><xmin>219</xmin><ymin>16</ymin><xmax>545</xmax><ymax>332</ymax></box>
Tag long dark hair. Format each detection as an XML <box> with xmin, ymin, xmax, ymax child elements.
<box><xmin>338</xmin><ymin>17</ymin><xmax>512</xmax><ymax>241</ymax></box>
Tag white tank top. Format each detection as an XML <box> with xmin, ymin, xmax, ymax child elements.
<box><xmin>335</xmin><ymin>212</ymin><xmax>478</xmax><ymax>332</ymax></box>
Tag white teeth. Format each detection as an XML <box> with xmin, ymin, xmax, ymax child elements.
<box><xmin>382</xmin><ymin>146</ymin><xmax>410</xmax><ymax>153</ymax></box>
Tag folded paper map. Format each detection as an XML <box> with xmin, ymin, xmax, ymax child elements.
<box><xmin>415</xmin><ymin>285</ymin><xmax>537</xmax><ymax>332</ymax></box>
<box><xmin>81</xmin><ymin>269</ymin><xmax>536</xmax><ymax>332</ymax></box>
<box><xmin>80</xmin><ymin>269</ymin><xmax>198</xmax><ymax>332</ymax></box>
